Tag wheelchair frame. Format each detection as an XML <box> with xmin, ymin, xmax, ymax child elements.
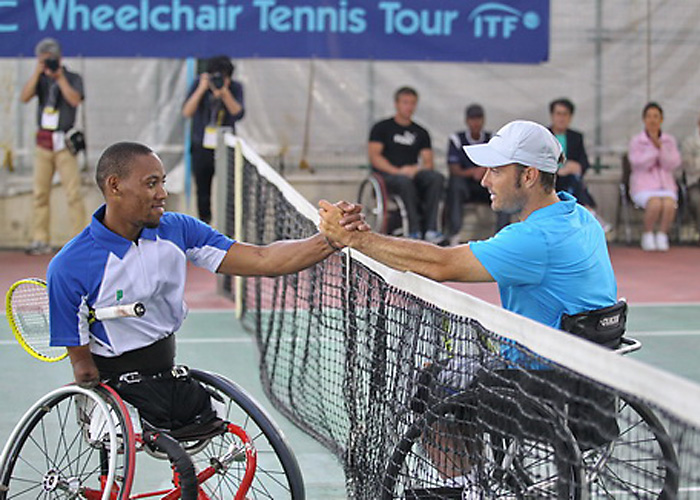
<box><xmin>0</xmin><ymin>369</ymin><xmax>305</xmax><ymax>500</ymax></box>
<box><xmin>382</xmin><ymin>337</ymin><xmax>680</xmax><ymax>499</ymax></box>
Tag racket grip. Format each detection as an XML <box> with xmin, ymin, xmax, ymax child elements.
<box><xmin>94</xmin><ymin>302</ymin><xmax>146</xmax><ymax>320</ymax></box>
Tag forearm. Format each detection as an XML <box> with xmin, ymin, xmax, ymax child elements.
<box><xmin>20</xmin><ymin>71</ymin><xmax>41</xmax><ymax>103</ymax></box>
<box><xmin>56</xmin><ymin>75</ymin><xmax>82</xmax><ymax>107</ymax></box>
<box><xmin>370</xmin><ymin>152</ymin><xmax>399</xmax><ymax>175</ymax></box>
<box><xmin>218</xmin><ymin>234</ymin><xmax>335</xmax><ymax>276</ymax></box>
<box><xmin>182</xmin><ymin>88</ymin><xmax>206</xmax><ymax>118</ymax></box>
<box><xmin>67</xmin><ymin>345</ymin><xmax>100</xmax><ymax>388</ymax></box>
<box><xmin>221</xmin><ymin>89</ymin><xmax>242</xmax><ymax>117</ymax></box>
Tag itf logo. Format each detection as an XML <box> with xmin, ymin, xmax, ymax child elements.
<box><xmin>467</xmin><ymin>2</ymin><xmax>540</xmax><ymax>39</ymax></box>
<box><xmin>0</xmin><ymin>0</ymin><xmax>18</xmax><ymax>32</ymax></box>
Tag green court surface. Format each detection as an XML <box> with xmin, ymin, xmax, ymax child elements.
<box><xmin>1</xmin><ymin>304</ymin><xmax>698</xmax><ymax>498</ymax></box>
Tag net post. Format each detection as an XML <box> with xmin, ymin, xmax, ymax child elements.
<box><xmin>215</xmin><ymin>127</ymin><xmax>232</xmax><ymax>300</ymax></box>
<box><xmin>234</xmin><ymin>137</ymin><xmax>244</xmax><ymax>319</ymax></box>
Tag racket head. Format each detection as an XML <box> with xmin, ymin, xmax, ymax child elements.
<box><xmin>5</xmin><ymin>278</ymin><xmax>67</xmax><ymax>362</ymax></box>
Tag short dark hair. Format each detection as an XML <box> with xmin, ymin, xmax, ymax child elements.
<box><xmin>643</xmin><ymin>101</ymin><xmax>663</xmax><ymax>118</ymax></box>
<box><xmin>206</xmin><ymin>55</ymin><xmax>234</xmax><ymax>77</ymax></box>
<box><xmin>515</xmin><ymin>164</ymin><xmax>557</xmax><ymax>193</ymax></box>
<box><xmin>96</xmin><ymin>142</ymin><xmax>155</xmax><ymax>193</ymax></box>
<box><xmin>549</xmin><ymin>98</ymin><xmax>575</xmax><ymax>115</ymax></box>
<box><xmin>394</xmin><ymin>86</ymin><xmax>418</xmax><ymax>101</ymax></box>
<box><xmin>465</xmin><ymin>104</ymin><xmax>484</xmax><ymax>119</ymax></box>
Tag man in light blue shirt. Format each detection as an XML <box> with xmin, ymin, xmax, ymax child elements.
<box><xmin>320</xmin><ymin>120</ymin><xmax>617</xmax><ymax>330</ymax></box>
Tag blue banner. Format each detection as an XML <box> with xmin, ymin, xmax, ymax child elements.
<box><xmin>0</xmin><ymin>0</ymin><xmax>549</xmax><ymax>62</ymax></box>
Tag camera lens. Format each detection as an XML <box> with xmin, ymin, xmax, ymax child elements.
<box><xmin>45</xmin><ymin>58</ymin><xmax>60</xmax><ymax>71</ymax></box>
<box><xmin>211</xmin><ymin>72</ymin><xmax>224</xmax><ymax>89</ymax></box>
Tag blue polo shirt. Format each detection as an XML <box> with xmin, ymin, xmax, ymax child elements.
<box><xmin>470</xmin><ymin>192</ymin><xmax>617</xmax><ymax>330</ymax></box>
<box><xmin>47</xmin><ymin>206</ymin><xmax>235</xmax><ymax>357</ymax></box>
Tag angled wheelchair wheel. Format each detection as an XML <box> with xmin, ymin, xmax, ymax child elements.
<box><xmin>582</xmin><ymin>396</ymin><xmax>679</xmax><ymax>499</ymax></box>
<box><xmin>187</xmin><ymin>369</ymin><xmax>305</xmax><ymax>500</ymax></box>
<box><xmin>382</xmin><ymin>388</ymin><xmax>582</xmax><ymax>499</ymax></box>
<box><xmin>358</xmin><ymin>173</ymin><xmax>388</xmax><ymax>233</ymax></box>
<box><xmin>0</xmin><ymin>384</ymin><xmax>136</xmax><ymax>500</ymax></box>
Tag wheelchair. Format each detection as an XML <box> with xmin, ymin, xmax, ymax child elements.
<box><xmin>382</xmin><ymin>302</ymin><xmax>680</xmax><ymax>499</ymax></box>
<box><xmin>0</xmin><ymin>369</ymin><xmax>305</xmax><ymax>500</ymax></box>
<box><xmin>357</xmin><ymin>171</ymin><xmax>409</xmax><ymax>236</ymax></box>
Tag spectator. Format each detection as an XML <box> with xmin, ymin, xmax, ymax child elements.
<box><xmin>368</xmin><ymin>86</ymin><xmax>445</xmax><ymax>243</ymax></box>
<box><xmin>445</xmin><ymin>104</ymin><xmax>509</xmax><ymax>246</ymax></box>
<box><xmin>548</xmin><ymin>98</ymin><xmax>611</xmax><ymax>232</ymax></box>
<box><xmin>681</xmin><ymin>113</ymin><xmax>700</xmax><ymax>238</ymax></box>
<box><xmin>20</xmin><ymin>38</ymin><xmax>86</xmax><ymax>255</ymax></box>
<box><xmin>182</xmin><ymin>55</ymin><xmax>244</xmax><ymax>225</ymax></box>
<box><xmin>628</xmin><ymin>102</ymin><xmax>682</xmax><ymax>251</ymax></box>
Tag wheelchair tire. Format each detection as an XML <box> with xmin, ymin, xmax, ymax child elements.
<box><xmin>0</xmin><ymin>384</ymin><xmax>135</xmax><ymax>500</ymax></box>
<box><xmin>382</xmin><ymin>388</ymin><xmax>583</xmax><ymax>499</ymax></box>
<box><xmin>582</xmin><ymin>396</ymin><xmax>679</xmax><ymax>499</ymax></box>
<box><xmin>357</xmin><ymin>174</ymin><xmax>388</xmax><ymax>234</ymax></box>
<box><xmin>188</xmin><ymin>369</ymin><xmax>306</xmax><ymax>500</ymax></box>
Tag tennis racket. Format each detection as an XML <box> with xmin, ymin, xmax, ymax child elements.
<box><xmin>5</xmin><ymin>278</ymin><xmax>145</xmax><ymax>363</ymax></box>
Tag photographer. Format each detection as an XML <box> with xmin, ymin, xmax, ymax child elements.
<box><xmin>20</xmin><ymin>37</ymin><xmax>86</xmax><ymax>255</ymax></box>
<box><xmin>182</xmin><ymin>55</ymin><xmax>245</xmax><ymax>225</ymax></box>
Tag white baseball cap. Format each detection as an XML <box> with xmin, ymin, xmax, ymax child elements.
<box><xmin>464</xmin><ymin>120</ymin><xmax>564</xmax><ymax>174</ymax></box>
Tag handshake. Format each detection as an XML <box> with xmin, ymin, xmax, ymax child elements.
<box><xmin>318</xmin><ymin>200</ymin><xmax>370</xmax><ymax>251</ymax></box>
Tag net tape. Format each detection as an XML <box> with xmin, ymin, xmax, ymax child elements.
<box><xmin>226</xmin><ymin>134</ymin><xmax>700</xmax><ymax>499</ymax></box>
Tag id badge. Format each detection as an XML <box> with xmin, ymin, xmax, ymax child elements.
<box><xmin>52</xmin><ymin>131</ymin><xmax>65</xmax><ymax>152</ymax></box>
<box><xmin>203</xmin><ymin>126</ymin><xmax>218</xmax><ymax>150</ymax></box>
<box><xmin>41</xmin><ymin>107</ymin><xmax>59</xmax><ymax>130</ymax></box>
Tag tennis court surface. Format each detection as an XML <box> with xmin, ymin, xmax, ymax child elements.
<box><xmin>1</xmin><ymin>140</ymin><xmax>699</xmax><ymax>498</ymax></box>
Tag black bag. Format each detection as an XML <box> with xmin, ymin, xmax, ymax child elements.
<box><xmin>65</xmin><ymin>129</ymin><xmax>86</xmax><ymax>155</ymax></box>
<box><xmin>560</xmin><ymin>300</ymin><xmax>627</xmax><ymax>349</ymax></box>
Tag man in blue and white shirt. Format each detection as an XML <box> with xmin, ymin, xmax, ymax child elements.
<box><xmin>48</xmin><ymin>141</ymin><xmax>358</xmax><ymax>429</ymax></box>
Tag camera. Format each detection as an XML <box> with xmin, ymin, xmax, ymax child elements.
<box><xmin>44</xmin><ymin>58</ymin><xmax>60</xmax><ymax>72</ymax></box>
<box><xmin>210</xmin><ymin>72</ymin><xmax>225</xmax><ymax>89</ymax></box>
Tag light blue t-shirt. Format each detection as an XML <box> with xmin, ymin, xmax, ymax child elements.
<box><xmin>48</xmin><ymin>206</ymin><xmax>235</xmax><ymax>357</ymax></box>
<box><xmin>470</xmin><ymin>192</ymin><xmax>617</xmax><ymax>330</ymax></box>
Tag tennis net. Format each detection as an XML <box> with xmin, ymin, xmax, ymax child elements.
<box><xmin>222</xmin><ymin>134</ymin><xmax>700</xmax><ymax>499</ymax></box>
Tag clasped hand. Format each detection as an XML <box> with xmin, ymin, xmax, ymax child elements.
<box><xmin>318</xmin><ymin>200</ymin><xmax>370</xmax><ymax>249</ymax></box>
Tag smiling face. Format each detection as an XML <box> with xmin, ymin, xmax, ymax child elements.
<box><xmin>104</xmin><ymin>152</ymin><xmax>168</xmax><ymax>239</ymax></box>
<box><xmin>480</xmin><ymin>163</ymin><xmax>528</xmax><ymax>215</ymax></box>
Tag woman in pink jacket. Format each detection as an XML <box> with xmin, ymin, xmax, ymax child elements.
<box><xmin>628</xmin><ymin>102</ymin><xmax>681</xmax><ymax>251</ymax></box>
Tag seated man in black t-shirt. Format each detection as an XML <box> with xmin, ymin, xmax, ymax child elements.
<box><xmin>368</xmin><ymin>86</ymin><xmax>445</xmax><ymax>243</ymax></box>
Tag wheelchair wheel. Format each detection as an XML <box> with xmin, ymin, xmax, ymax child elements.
<box><xmin>358</xmin><ymin>174</ymin><xmax>388</xmax><ymax>233</ymax></box>
<box><xmin>382</xmin><ymin>388</ymin><xmax>582</xmax><ymax>499</ymax></box>
<box><xmin>187</xmin><ymin>369</ymin><xmax>305</xmax><ymax>499</ymax></box>
<box><xmin>0</xmin><ymin>384</ymin><xmax>136</xmax><ymax>500</ymax></box>
<box><xmin>583</xmin><ymin>397</ymin><xmax>679</xmax><ymax>499</ymax></box>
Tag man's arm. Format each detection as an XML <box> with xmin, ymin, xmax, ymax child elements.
<box><xmin>216</xmin><ymin>234</ymin><xmax>336</xmax><ymax>276</ymax></box>
<box><xmin>52</xmin><ymin>68</ymin><xmax>82</xmax><ymax>108</ymax></box>
<box><xmin>182</xmin><ymin>75</ymin><xmax>209</xmax><ymax>118</ymax></box>
<box><xmin>67</xmin><ymin>345</ymin><xmax>100</xmax><ymax>388</ymax></box>
<box><xmin>368</xmin><ymin>141</ymin><xmax>400</xmax><ymax>174</ymax></box>
<box><xmin>420</xmin><ymin>147</ymin><xmax>434</xmax><ymax>170</ymax></box>
<box><xmin>20</xmin><ymin>62</ymin><xmax>43</xmax><ymax>103</ymax></box>
<box><xmin>219</xmin><ymin>85</ymin><xmax>243</xmax><ymax>117</ymax></box>
<box><xmin>319</xmin><ymin>200</ymin><xmax>493</xmax><ymax>283</ymax></box>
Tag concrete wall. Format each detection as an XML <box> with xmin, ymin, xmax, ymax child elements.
<box><xmin>0</xmin><ymin>167</ymin><xmax>624</xmax><ymax>250</ymax></box>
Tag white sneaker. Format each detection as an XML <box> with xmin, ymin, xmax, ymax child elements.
<box><xmin>655</xmin><ymin>232</ymin><xmax>669</xmax><ymax>251</ymax></box>
<box><xmin>641</xmin><ymin>232</ymin><xmax>657</xmax><ymax>251</ymax></box>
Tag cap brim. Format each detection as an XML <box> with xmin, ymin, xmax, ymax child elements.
<box><xmin>463</xmin><ymin>144</ymin><xmax>512</xmax><ymax>168</ymax></box>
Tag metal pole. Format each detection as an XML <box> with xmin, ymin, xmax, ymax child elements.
<box><xmin>594</xmin><ymin>0</ymin><xmax>603</xmax><ymax>168</ymax></box>
<box><xmin>646</xmin><ymin>0</ymin><xmax>652</xmax><ymax>101</ymax></box>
